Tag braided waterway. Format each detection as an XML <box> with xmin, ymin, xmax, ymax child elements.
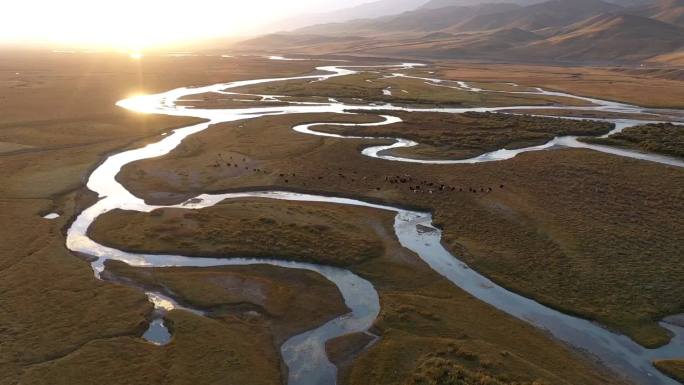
<box><xmin>67</xmin><ymin>61</ymin><xmax>684</xmax><ymax>385</ymax></box>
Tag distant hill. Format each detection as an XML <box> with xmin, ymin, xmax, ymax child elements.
<box><xmin>294</xmin><ymin>0</ymin><xmax>624</xmax><ymax>36</ymax></box>
<box><xmin>648</xmin><ymin>49</ymin><xmax>684</xmax><ymax>66</ymax></box>
<box><xmin>420</xmin><ymin>0</ymin><xmax>543</xmax><ymax>8</ymax></box>
<box><xmin>236</xmin><ymin>34</ymin><xmax>368</xmax><ymax>52</ymax></box>
<box><xmin>635</xmin><ymin>0</ymin><xmax>684</xmax><ymax>26</ymax></box>
<box><xmin>604</xmin><ymin>0</ymin><xmax>660</xmax><ymax>4</ymax></box>
<box><xmin>453</xmin><ymin>0</ymin><xmax>623</xmax><ymax>32</ymax></box>
<box><xmin>269</xmin><ymin>0</ymin><xmax>429</xmax><ymax>32</ymax></box>
<box><xmin>422</xmin><ymin>0</ymin><xmax>655</xmax><ymax>9</ymax></box>
<box><xmin>295</xmin><ymin>3</ymin><xmax>521</xmax><ymax>35</ymax></box>
<box><xmin>513</xmin><ymin>12</ymin><xmax>684</xmax><ymax>61</ymax></box>
<box><xmin>233</xmin><ymin>0</ymin><xmax>684</xmax><ymax>65</ymax></box>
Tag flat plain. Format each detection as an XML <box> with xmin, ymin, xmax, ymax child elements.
<box><xmin>115</xmin><ymin>107</ymin><xmax>684</xmax><ymax>350</ymax></box>
<box><xmin>2</xmin><ymin>49</ymin><xmax>683</xmax><ymax>385</ymax></box>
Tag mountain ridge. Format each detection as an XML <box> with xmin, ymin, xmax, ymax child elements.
<box><xmin>235</xmin><ymin>0</ymin><xmax>684</xmax><ymax>65</ymax></box>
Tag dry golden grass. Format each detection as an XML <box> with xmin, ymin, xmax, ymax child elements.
<box><xmin>2</xmin><ymin>51</ymin><xmax>681</xmax><ymax>384</ymax></box>
<box><xmin>176</xmin><ymin>92</ymin><xmax>291</xmax><ymax>109</ymax></box>
<box><xmin>104</xmin><ymin>260</ymin><xmax>349</xmax><ymax>344</ymax></box>
<box><xmin>0</xmin><ymin>198</ymin><xmax>153</xmax><ymax>382</ymax></box>
<box><xmin>654</xmin><ymin>360</ymin><xmax>684</xmax><ymax>383</ymax></box>
<box><xmin>322</xmin><ymin>111</ymin><xmax>612</xmax><ymax>159</ymax></box>
<box><xmin>431</xmin><ymin>62</ymin><xmax>684</xmax><ymax>109</ymax></box>
<box><xmin>91</xmin><ymin>199</ymin><xmax>385</xmax><ymax>267</ymax></box>
<box><xmin>499</xmin><ymin>108</ymin><xmax>673</xmax><ymax>121</ymax></box>
<box><xmin>118</xmin><ymin>112</ymin><xmax>684</xmax><ymax>348</ymax></box>
<box><xmin>233</xmin><ymin>72</ymin><xmax>592</xmax><ymax>108</ymax></box>
<box><xmin>583</xmin><ymin>123</ymin><xmax>684</xmax><ymax>158</ymax></box>
<box><xmin>19</xmin><ymin>311</ymin><xmax>283</xmax><ymax>385</ymax></box>
<box><xmin>0</xmin><ymin>51</ymin><xmax>329</xmax><ymax>385</ymax></box>
<box><xmin>89</xmin><ymin>196</ymin><xmax>624</xmax><ymax>385</ymax></box>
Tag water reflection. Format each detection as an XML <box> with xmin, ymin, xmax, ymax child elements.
<box><xmin>66</xmin><ymin>62</ymin><xmax>684</xmax><ymax>385</ymax></box>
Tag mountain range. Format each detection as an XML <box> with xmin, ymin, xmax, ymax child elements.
<box><xmin>235</xmin><ymin>0</ymin><xmax>684</xmax><ymax>65</ymax></box>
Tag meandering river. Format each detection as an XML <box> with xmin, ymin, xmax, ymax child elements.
<box><xmin>67</xmin><ymin>61</ymin><xmax>684</xmax><ymax>385</ymax></box>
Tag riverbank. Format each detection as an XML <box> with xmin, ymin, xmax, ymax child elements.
<box><xmin>654</xmin><ymin>360</ymin><xmax>684</xmax><ymax>383</ymax></box>
<box><xmin>4</xmin><ymin>50</ymin><xmax>683</xmax><ymax>384</ymax></box>
<box><xmin>90</xmin><ymin>199</ymin><xmax>386</xmax><ymax>267</ymax></box>
<box><xmin>317</xmin><ymin>111</ymin><xmax>614</xmax><ymax>160</ymax></box>
<box><xmin>582</xmin><ymin>123</ymin><xmax>684</xmax><ymax>159</ymax></box>
<box><xmin>231</xmin><ymin>71</ymin><xmax>593</xmax><ymax>108</ymax></box>
<box><xmin>88</xmin><ymin>196</ymin><xmax>625</xmax><ymax>385</ymax></box>
<box><xmin>0</xmin><ymin>51</ymin><xmax>333</xmax><ymax>385</ymax></box>
<box><xmin>432</xmin><ymin>62</ymin><xmax>684</xmax><ymax>109</ymax></box>
<box><xmin>104</xmin><ymin>259</ymin><xmax>350</xmax><ymax>348</ymax></box>
<box><xmin>117</xmin><ymin>110</ymin><xmax>684</xmax><ymax>349</ymax></box>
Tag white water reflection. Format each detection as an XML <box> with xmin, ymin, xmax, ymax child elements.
<box><xmin>141</xmin><ymin>292</ymin><xmax>206</xmax><ymax>345</ymax></box>
<box><xmin>67</xmin><ymin>62</ymin><xmax>684</xmax><ymax>385</ymax></box>
<box><xmin>142</xmin><ymin>319</ymin><xmax>171</xmax><ymax>345</ymax></box>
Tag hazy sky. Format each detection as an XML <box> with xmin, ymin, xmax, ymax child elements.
<box><xmin>0</xmin><ymin>0</ymin><xmax>372</xmax><ymax>49</ymax></box>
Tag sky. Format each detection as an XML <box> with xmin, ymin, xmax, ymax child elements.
<box><xmin>0</xmin><ymin>0</ymin><xmax>372</xmax><ymax>50</ymax></box>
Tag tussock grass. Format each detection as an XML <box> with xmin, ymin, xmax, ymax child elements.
<box><xmin>654</xmin><ymin>360</ymin><xmax>684</xmax><ymax>383</ymax></box>
<box><xmin>323</xmin><ymin>111</ymin><xmax>613</xmax><ymax>159</ymax></box>
<box><xmin>233</xmin><ymin>73</ymin><xmax>592</xmax><ymax>108</ymax></box>
<box><xmin>105</xmin><ymin>260</ymin><xmax>349</xmax><ymax>343</ymax></box>
<box><xmin>91</xmin><ymin>199</ymin><xmax>385</xmax><ymax>267</ymax></box>
<box><xmin>119</xmin><ymin>112</ymin><xmax>684</xmax><ymax>349</ymax></box>
<box><xmin>91</xmin><ymin>197</ymin><xmax>624</xmax><ymax>385</ymax></box>
<box><xmin>582</xmin><ymin>123</ymin><xmax>684</xmax><ymax>158</ymax></box>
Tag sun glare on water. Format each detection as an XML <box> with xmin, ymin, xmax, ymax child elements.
<box><xmin>129</xmin><ymin>52</ymin><xmax>143</xmax><ymax>60</ymax></box>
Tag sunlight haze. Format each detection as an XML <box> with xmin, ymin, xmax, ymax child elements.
<box><xmin>0</xmin><ymin>0</ymin><xmax>373</xmax><ymax>49</ymax></box>
<box><xmin>1</xmin><ymin>0</ymin><xmax>683</xmax><ymax>384</ymax></box>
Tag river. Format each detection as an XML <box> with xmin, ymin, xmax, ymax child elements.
<box><xmin>67</xmin><ymin>61</ymin><xmax>683</xmax><ymax>385</ymax></box>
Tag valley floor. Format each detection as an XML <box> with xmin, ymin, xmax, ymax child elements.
<box><xmin>1</xmin><ymin>50</ymin><xmax>682</xmax><ymax>385</ymax></box>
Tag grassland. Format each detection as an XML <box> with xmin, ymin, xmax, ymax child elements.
<box><xmin>430</xmin><ymin>62</ymin><xmax>684</xmax><ymax>109</ymax></box>
<box><xmin>18</xmin><ymin>311</ymin><xmax>284</xmax><ymax>385</ymax></box>
<box><xmin>3</xmin><ymin>51</ymin><xmax>682</xmax><ymax>384</ymax></box>
<box><xmin>321</xmin><ymin>111</ymin><xmax>613</xmax><ymax>159</ymax></box>
<box><xmin>176</xmin><ymin>92</ymin><xmax>291</xmax><ymax>109</ymax></box>
<box><xmin>117</xmin><ymin>112</ymin><xmax>684</xmax><ymax>349</ymax></box>
<box><xmin>104</xmin><ymin>260</ymin><xmax>349</xmax><ymax>344</ymax></box>
<box><xmin>499</xmin><ymin>108</ymin><xmax>677</xmax><ymax>121</ymax></box>
<box><xmin>88</xmin><ymin>196</ymin><xmax>624</xmax><ymax>385</ymax></box>
<box><xmin>654</xmin><ymin>360</ymin><xmax>684</xmax><ymax>383</ymax></box>
<box><xmin>232</xmin><ymin>72</ymin><xmax>593</xmax><ymax>108</ymax></box>
<box><xmin>582</xmin><ymin>123</ymin><xmax>684</xmax><ymax>158</ymax></box>
<box><xmin>0</xmin><ymin>51</ymin><xmax>332</xmax><ymax>385</ymax></box>
<box><xmin>91</xmin><ymin>199</ymin><xmax>385</xmax><ymax>267</ymax></box>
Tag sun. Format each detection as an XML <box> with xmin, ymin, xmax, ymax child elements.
<box><xmin>1</xmin><ymin>1</ymin><xmax>313</xmax><ymax>50</ymax></box>
<box><xmin>129</xmin><ymin>52</ymin><xmax>144</xmax><ymax>60</ymax></box>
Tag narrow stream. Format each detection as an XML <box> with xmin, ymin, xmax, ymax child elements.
<box><xmin>66</xmin><ymin>61</ymin><xmax>684</xmax><ymax>385</ymax></box>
